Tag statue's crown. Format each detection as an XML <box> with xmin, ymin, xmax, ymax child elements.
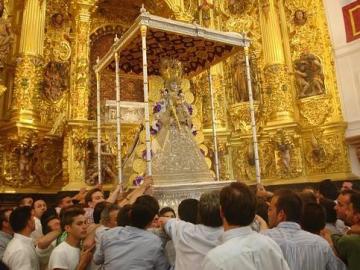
<box><xmin>160</xmin><ymin>58</ymin><xmax>183</xmax><ymax>83</ymax></box>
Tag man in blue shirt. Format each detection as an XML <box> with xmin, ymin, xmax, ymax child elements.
<box><xmin>93</xmin><ymin>195</ymin><xmax>169</xmax><ymax>270</ymax></box>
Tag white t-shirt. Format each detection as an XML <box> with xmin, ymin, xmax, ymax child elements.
<box><xmin>3</xmin><ymin>233</ymin><xmax>40</xmax><ymax>270</ymax></box>
<box><xmin>48</xmin><ymin>241</ymin><xmax>80</xmax><ymax>270</ymax></box>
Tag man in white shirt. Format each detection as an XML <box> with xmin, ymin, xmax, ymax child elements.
<box><xmin>48</xmin><ymin>207</ymin><xmax>93</xmax><ymax>270</ymax></box>
<box><xmin>159</xmin><ymin>191</ymin><xmax>223</xmax><ymax>270</ymax></box>
<box><xmin>32</xmin><ymin>199</ymin><xmax>48</xmax><ymax>242</ymax></box>
<box><xmin>3</xmin><ymin>206</ymin><xmax>40</xmax><ymax>270</ymax></box>
<box><xmin>202</xmin><ymin>182</ymin><xmax>290</xmax><ymax>270</ymax></box>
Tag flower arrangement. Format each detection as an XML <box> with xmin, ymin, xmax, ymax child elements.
<box><xmin>133</xmin><ymin>175</ymin><xmax>144</xmax><ymax>186</ymax></box>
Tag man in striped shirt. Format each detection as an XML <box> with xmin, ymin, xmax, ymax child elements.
<box><xmin>262</xmin><ymin>190</ymin><xmax>346</xmax><ymax>270</ymax></box>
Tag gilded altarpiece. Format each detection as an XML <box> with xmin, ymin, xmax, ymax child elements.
<box><xmin>0</xmin><ymin>0</ymin><xmax>353</xmax><ymax>193</ymax></box>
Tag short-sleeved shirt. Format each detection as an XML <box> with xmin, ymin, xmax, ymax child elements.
<box><xmin>48</xmin><ymin>241</ymin><xmax>80</xmax><ymax>270</ymax></box>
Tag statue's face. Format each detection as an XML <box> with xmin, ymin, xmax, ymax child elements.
<box><xmin>170</xmin><ymin>81</ymin><xmax>178</xmax><ymax>91</ymax></box>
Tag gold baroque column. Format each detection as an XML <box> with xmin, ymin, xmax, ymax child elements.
<box><xmin>71</xmin><ymin>0</ymin><xmax>97</xmax><ymax>120</ymax></box>
<box><xmin>63</xmin><ymin>0</ymin><xmax>97</xmax><ymax>190</ymax></box>
<box><xmin>10</xmin><ymin>0</ymin><xmax>46</xmax><ymax>124</ymax></box>
<box><xmin>258</xmin><ymin>0</ymin><xmax>295</xmax><ymax>125</ymax></box>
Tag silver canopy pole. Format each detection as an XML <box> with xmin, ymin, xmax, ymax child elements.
<box><xmin>95</xmin><ymin>57</ymin><xmax>102</xmax><ymax>185</ymax></box>
<box><xmin>244</xmin><ymin>46</ymin><xmax>261</xmax><ymax>183</ymax></box>
<box><xmin>141</xmin><ymin>24</ymin><xmax>152</xmax><ymax>176</ymax></box>
<box><xmin>114</xmin><ymin>49</ymin><xmax>123</xmax><ymax>189</ymax></box>
<box><xmin>207</xmin><ymin>70</ymin><xmax>220</xmax><ymax>181</ymax></box>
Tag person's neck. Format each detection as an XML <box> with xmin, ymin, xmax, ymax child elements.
<box><xmin>18</xmin><ymin>228</ymin><xmax>32</xmax><ymax>237</ymax></box>
<box><xmin>65</xmin><ymin>234</ymin><xmax>81</xmax><ymax>248</ymax></box>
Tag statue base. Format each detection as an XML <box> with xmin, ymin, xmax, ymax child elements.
<box><xmin>151</xmin><ymin>180</ymin><xmax>234</xmax><ymax>210</ymax></box>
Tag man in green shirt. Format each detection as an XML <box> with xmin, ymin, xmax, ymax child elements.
<box><xmin>332</xmin><ymin>191</ymin><xmax>360</xmax><ymax>270</ymax></box>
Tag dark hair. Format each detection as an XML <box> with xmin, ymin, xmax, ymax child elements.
<box><xmin>350</xmin><ymin>191</ymin><xmax>360</xmax><ymax>214</ymax></box>
<box><xmin>40</xmin><ymin>208</ymin><xmax>59</xmax><ymax>235</ymax></box>
<box><xmin>100</xmin><ymin>204</ymin><xmax>120</xmax><ymax>224</ymax></box>
<box><xmin>60</xmin><ymin>206</ymin><xmax>85</xmax><ymax>231</ymax></box>
<box><xmin>85</xmin><ymin>188</ymin><xmax>102</xmax><ymax>207</ymax></box>
<box><xmin>275</xmin><ymin>190</ymin><xmax>303</xmax><ymax>224</ymax></box>
<box><xmin>57</xmin><ymin>193</ymin><xmax>73</xmax><ymax>206</ymax></box>
<box><xmin>298</xmin><ymin>191</ymin><xmax>317</xmax><ymax>206</ymax></box>
<box><xmin>318</xmin><ymin>179</ymin><xmax>338</xmax><ymax>200</ymax></box>
<box><xmin>117</xmin><ymin>204</ymin><xmax>132</xmax><ymax>226</ymax></box>
<box><xmin>159</xmin><ymin>207</ymin><xmax>176</xmax><ymax>217</ymax></box>
<box><xmin>129</xmin><ymin>195</ymin><xmax>159</xmax><ymax>229</ymax></box>
<box><xmin>220</xmin><ymin>182</ymin><xmax>256</xmax><ymax>226</ymax></box>
<box><xmin>319</xmin><ymin>198</ymin><xmax>337</xmax><ymax>223</ymax></box>
<box><xmin>93</xmin><ymin>201</ymin><xmax>111</xmax><ymax>224</ymax></box>
<box><xmin>198</xmin><ymin>191</ymin><xmax>222</xmax><ymax>227</ymax></box>
<box><xmin>256</xmin><ymin>198</ymin><xmax>269</xmax><ymax>224</ymax></box>
<box><xmin>302</xmin><ymin>203</ymin><xmax>326</xmax><ymax>235</ymax></box>
<box><xmin>9</xmin><ymin>206</ymin><xmax>32</xmax><ymax>233</ymax></box>
<box><xmin>0</xmin><ymin>208</ymin><xmax>12</xmax><ymax>230</ymax></box>
<box><xmin>134</xmin><ymin>195</ymin><xmax>160</xmax><ymax>215</ymax></box>
<box><xmin>178</xmin><ymin>199</ymin><xmax>199</xmax><ymax>224</ymax></box>
<box><xmin>0</xmin><ymin>261</ymin><xmax>9</xmax><ymax>270</ymax></box>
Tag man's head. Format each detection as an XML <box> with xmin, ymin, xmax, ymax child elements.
<box><xmin>335</xmin><ymin>190</ymin><xmax>354</xmax><ymax>221</ymax></box>
<box><xmin>57</xmin><ymin>193</ymin><xmax>74</xmax><ymax>209</ymax></box>
<box><xmin>0</xmin><ymin>208</ymin><xmax>13</xmax><ymax>234</ymax></box>
<box><xmin>41</xmin><ymin>211</ymin><xmax>60</xmax><ymax>235</ymax></box>
<box><xmin>18</xmin><ymin>196</ymin><xmax>33</xmax><ymax>207</ymax></box>
<box><xmin>301</xmin><ymin>203</ymin><xmax>326</xmax><ymax>235</ymax></box>
<box><xmin>9</xmin><ymin>206</ymin><xmax>35</xmax><ymax>235</ymax></box>
<box><xmin>159</xmin><ymin>207</ymin><xmax>176</xmax><ymax>219</ymax></box>
<box><xmin>178</xmin><ymin>198</ymin><xmax>199</xmax><ymax>224</ymax></box>
<box><xmin>345</xmin><ymin>192</ymin><xmax>360</xmax><ymax>226</ymax></box>
<box><xmin>33</xmin><ymin>199</ymin><xmax>47</xmax><ymax>219</ymax></box>
<box><xmin>268</xmin><ymin>190</ymin><xmax>302</xmax><ymax>228</ymax></box>
<box><xmin>61</xmin><ymin>207</ymin><xmax>87</xmax><ymax>240</ymax></box>
<box><xmin>131</xmin><ymin>195</ymin><xmax>160</xmax><ymax>229</ymax></box>
<box><xmin>85</xmin><ymin>188</ymin><xmax>104</xmax><ymax>208</ymax></box>
<box><xmin>220</xmin><ymin>182</ymin><xmax>256</xmax><ymax>228</ymax></box>
<box><xmin>100</xmin><ymin>204</ymin><xmax>120</xmax><ymax>228</ymax></box>
<box><xmin>341</xmin><ymin>181</ymin><xmax>353</xmax><ymax>192</ymax></box>
<box><xmin>198</xmin><ymin>191</ymin><xmax>222</xmax><ymax>227</ymax></box>
<box><xmin>318</xmin><ymin>179</ymin><xmax>338</xmax><ymax>200</ymax></box>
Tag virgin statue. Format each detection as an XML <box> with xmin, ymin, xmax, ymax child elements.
<box><xmin>150</xmin><ymin>59</ymin><xmax>214</xmax><ymax>185</ymax></box>
<box><xmin>123</xmin><ymin>59</ymin><xmax>214</xmax><ymax>186</ymax></box>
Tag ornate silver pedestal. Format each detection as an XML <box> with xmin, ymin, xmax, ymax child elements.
<box><xmin>151</xmin><ymin>181</ymin><xmax>234</xmax><ymax>209</ymax></box>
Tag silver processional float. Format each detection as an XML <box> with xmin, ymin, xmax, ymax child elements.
<box><xmin>93</xmin><ymin>6</ymin><xmax>260</xmax><ymax>207</ymax></box>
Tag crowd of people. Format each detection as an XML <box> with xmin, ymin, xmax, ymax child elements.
<box><xmin>0</xmin><ymin>178</ymin><xmax>359</xmax><ymax>270</ymax></box>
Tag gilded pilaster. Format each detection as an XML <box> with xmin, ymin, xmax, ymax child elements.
<box><xmin>63</xmin><ymin>0</ymin><xmax>97</xmax><ymax>190</ymax></box>
<box><xmin>258</xmin><ymin>0</ymin><xmax>295</xmax><ymax>125</ymax></box>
